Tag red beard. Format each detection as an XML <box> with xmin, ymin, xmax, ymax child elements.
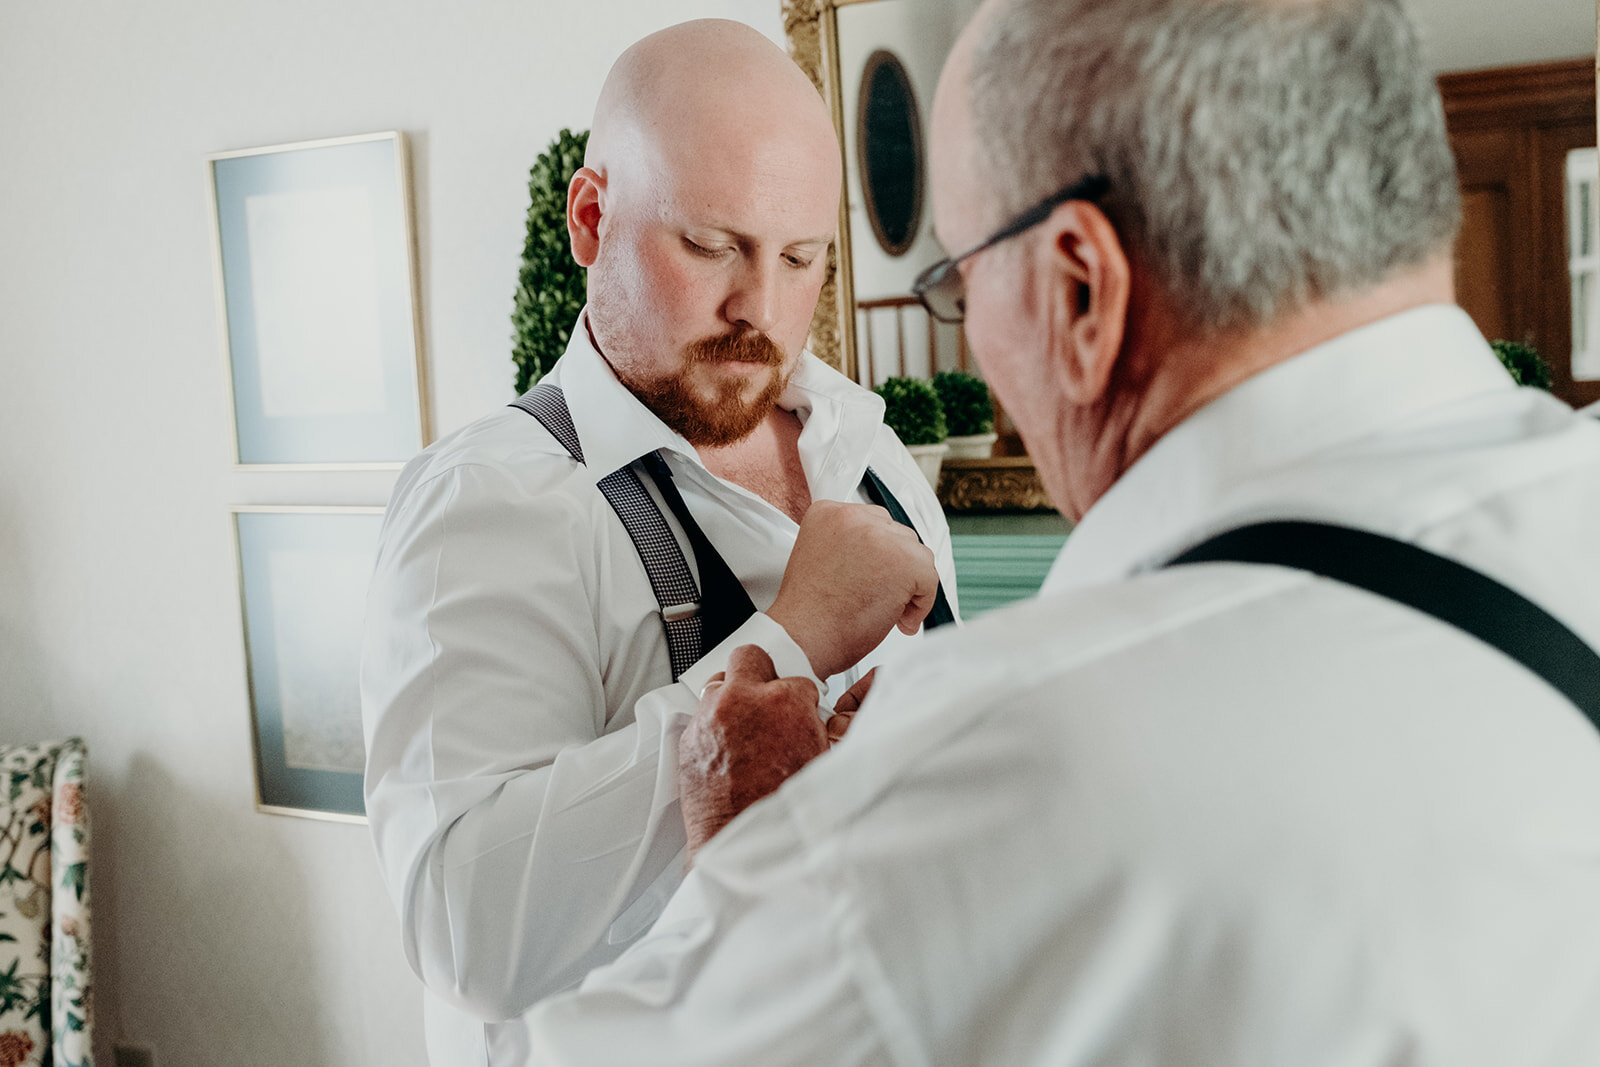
<box><xmin>625</xmin><ymin>331</ymin><xmax>791</xmax><ymax>447</ymax></box>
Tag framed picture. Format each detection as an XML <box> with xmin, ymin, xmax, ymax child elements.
<box><xmin>231</xmin><ymin>506</ymin><xmax>385</xmax><ymax>821</ymax></box>
<box><xmin>208</xmin><ymin>132</ymin><xmax>430</xmax><ymax>468</ymax></box>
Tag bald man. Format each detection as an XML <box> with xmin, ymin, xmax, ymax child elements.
<box><xmin>515</xmin><ymin>0</ymin><xmax>1600</xmax><ymax>1062</ymax></box>
<box><xmin>360</xmin><ymin>19</ymin><xmax>955</xmax><ymax>1065</ymax></box>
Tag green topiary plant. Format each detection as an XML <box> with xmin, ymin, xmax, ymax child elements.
<box><xmin>1490</xmin><ymin>339</ymin><xmax>1554</xmax><ymax>391</ymax></box>
<box><xmin>511</xmin><ymin>128</ymin><xmax>590</xmax><ymax>395</ymax></box>
<box><xmin>931</xmin><ymin>370</ymin><xmax>994</xmax><ymax>437</ymax></box>
<box><xmin>874</xmin><ymin>377</ymin><xmax>947</xmax><ymax>445</ymax></box>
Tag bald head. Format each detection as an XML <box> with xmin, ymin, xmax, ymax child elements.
<box><xmin>586</xmin><ymin>19</ymin><xmax>840</xmax><ymax>209</ymax></box>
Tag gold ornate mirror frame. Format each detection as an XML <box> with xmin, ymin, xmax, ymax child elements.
<box><xmin>782</xmin><ymin>0</ymin><xmax>1053</xmax><ymax>511</ymax></box>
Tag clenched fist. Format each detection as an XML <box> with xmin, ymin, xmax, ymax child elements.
<box><xmin>767</xmin><ymin>500</ymin><xmax>939</xmax><ymax>680</ymax></box>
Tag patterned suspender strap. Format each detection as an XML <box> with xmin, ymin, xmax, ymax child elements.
<box><xmin>510</xmin><ymin>383</ymin><xmax>704</xmax><ymax>681</ymax></box>
<box><xmin>638</xmin><ymin>452</ymin><xmax>759</xmax><ymax>651</ymax></box>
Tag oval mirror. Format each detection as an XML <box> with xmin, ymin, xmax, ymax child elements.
<box><xmin>856</xmin><ymin>49</ymin><xmax>925</xmax><ymax>258</ymax></box>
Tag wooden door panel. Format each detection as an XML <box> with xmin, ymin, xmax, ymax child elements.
<box><xmin>1439</xmin><ymin>58</ymin><xmax>1597</xmax><ymax>409</ymax></box>
<box><xmin>1535</xmin><ymin>120</ymin><xmax>1600</xmax><ymax>407</ymax></box>
<box><xmin>1456</xmin><ymin>187</ymin><xmax>1514</xmax><ymax>343</ymax></box>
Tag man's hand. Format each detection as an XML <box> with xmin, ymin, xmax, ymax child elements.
<box><xmin>825</xmin><ymin>667</ymin><xmax>875</xmax><ymax>745</ymax></box>
<box><xmin>680</xmin><ymin>645</ymin><xmax>828</xmax><ymax>863</ymax></box>
<box><xmin>766</xmin><ymin>501</ymin><xmax>939</xmax><ymax>680</ymax></box>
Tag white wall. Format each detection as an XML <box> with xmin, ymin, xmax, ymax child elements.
<box><xmin>1410</xmin><ymin>0</ymin><xmax>1593</xmax><ymax>73</ymax></box>
<box><xmin>835</xmin><ymin>0</ymin><xmax>1591</xmax><ymax>381</ymax></box>
<box><xmin>0</xmin><ymin>0</ymin><xmax>1590</xmax><ymax>1063</ymax></box>
<box><xmin>0</xmin><ymin>1</ymin><xmax>779</xmax><ymax>1064</ymax></box>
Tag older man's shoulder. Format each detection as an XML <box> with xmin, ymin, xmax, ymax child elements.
<box><xmin>919</xmin><ymin>562</ymin><xmax>1293</xmax><ymax>684</ymax></box>
<box><xmin>846</xmin><ymin>561</ymin><xmax>1302</xmax><ymax>754</ymax></box>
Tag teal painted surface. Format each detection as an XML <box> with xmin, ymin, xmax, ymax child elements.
<box><xmin>947</xmin><ymin>513</ymin><xmax>1072</xmax><ymax>537</ymax></box>
<box><xmin>951</xmin><ymin>534</ymin><xmax>1068</xmax><ymax>617</ymax></box>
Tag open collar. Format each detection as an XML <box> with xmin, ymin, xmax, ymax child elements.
<box><xmin>543</xmin><ymin>308</ymin><xmax>887</xmax><ymax>500</ymax></box>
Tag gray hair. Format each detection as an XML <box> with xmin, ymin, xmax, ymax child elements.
<box><xmin>968</xmin><ymin>0</ymin><xmax>1461</xmax><ymax>331</ymax></box>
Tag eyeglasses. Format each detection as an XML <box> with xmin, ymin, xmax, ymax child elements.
<box><xmin>911</xmin><ymin>174</ymin><xmax>1110</xmax><ymax>323</ymax></box>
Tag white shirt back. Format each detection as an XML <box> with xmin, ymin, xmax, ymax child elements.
<box><xmin>525</xmin><ymin>306</ymin><xmax>1600</xmax><ymax>1065</ymax></box>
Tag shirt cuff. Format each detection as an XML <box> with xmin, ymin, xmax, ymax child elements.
<box><xmin>677</xmin><ymin>612</ymin><xmax>827</xmax><ymax>710</ymax></box>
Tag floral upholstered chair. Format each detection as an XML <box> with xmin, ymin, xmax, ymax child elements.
<box><xmin>0</xmin><ymin>739</ymin><xmax>91</xmax><ymax>1067</ymax></box>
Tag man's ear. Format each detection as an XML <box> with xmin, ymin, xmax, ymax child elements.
<box><xmin>1039</xmin><ymin>202</ymin><xmax>1131</xmax><ymax>406</ymax></box>
<box><xmin>568</xmin><ymin>166</ymin><xmax>605</xmax><ymax>268</ymax></box>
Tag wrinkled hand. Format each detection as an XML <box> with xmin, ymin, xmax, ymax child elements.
<box><xmin>767</xmin><ymin>501</ymin><xmax>939</xmax><ymax>680</ymax></box>
<box><xmin>680</xmin><ymin>645</ymin><xmax>828</xmax><ymax>864</ymax></box>
<box><xmin>825</xmin><ymin>667</ymin><xmax>875</xmax><ymax>745</ymax></box>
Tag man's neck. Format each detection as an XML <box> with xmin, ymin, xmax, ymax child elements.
<box><xmin>698</xmin><ymin>407</ymin><xmax>812</xmax><ymax>524</ymax></box>
<box><xmin>1054</xmin><ymin>256</ymin><xmax>1458</xmax><ymax>520</ymax></box>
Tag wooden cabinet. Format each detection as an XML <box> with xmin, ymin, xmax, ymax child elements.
<box><xmin>1439</xmin><ymin>58</ymin><xmax>1598</xmax><ymax>408</ymax></box>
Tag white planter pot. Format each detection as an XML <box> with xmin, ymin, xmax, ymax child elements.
<box><xmin>905</xmin><ymin>442</ymin><xmax>949</xmax><ymax>491</ymax></box>
<box><xmin>944</xmin><ymin>432</ymin><xmax>997</xmax><ymax>459</ymax></box>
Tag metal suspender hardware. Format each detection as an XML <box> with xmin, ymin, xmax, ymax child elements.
<box><xmin>637</xmin><ymin>452</ymin><xmax>759</xmax><ymax>654</ymax></box>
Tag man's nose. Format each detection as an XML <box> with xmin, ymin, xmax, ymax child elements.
<box><xmin>723</xmin><ymin>257</ymin><xmax>780</xmax><ymax>335</ymax></box>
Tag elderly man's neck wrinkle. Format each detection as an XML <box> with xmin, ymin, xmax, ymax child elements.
<box><xmin>1088</xmin><ymin>255</ymin><xmax>1459</xmax><ymax>510</ymax></box>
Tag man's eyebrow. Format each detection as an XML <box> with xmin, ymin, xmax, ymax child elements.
<box><xmin>685</xmin><ymin>224</ymin><xmax>833</xmax><ymax>248</ymax></box>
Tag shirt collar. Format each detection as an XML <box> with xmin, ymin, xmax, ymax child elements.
<box><xmin>780</xmin><ymin>344</ymin><xmax>887</xmax><ymax>501</ymax></box>
<box><xmin>1043</xmin><ymin>304</ymin><xmax>1517</xmax><ymax>594</ymax></box>
<box><xmin>545</xmin><ymin>307</ymin><xmax>885</xmax><ymax>495</ymax></box>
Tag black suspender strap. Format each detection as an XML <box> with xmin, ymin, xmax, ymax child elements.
<box><xmin>862</xmin><ymin>467</ymin><xmax>957</xmax><ymax>630</ymax></box>
<box><xmin>512</xmin><ymin>384</ymin><xmax>705</xmax><ymax>681</ymax></box>
<box><xmin>1165</xmin><ymin>521</ymin><xmax>1600</xmax><ymax>731</ymax></box>
<box><xmin>638</xmin><ymin>452</ymin><xmax>759</xmax><ymax>654</ymax></box>
<box><xmin>511</xmin><ymin>383</ymin><xmax>960</xmax><ymax>683</ymax></box>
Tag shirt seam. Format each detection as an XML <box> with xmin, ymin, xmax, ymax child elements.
<box><xmin>790</xmin><ymin>800</ymin><xmax>934</xmax><ymax>1067</ymax></box>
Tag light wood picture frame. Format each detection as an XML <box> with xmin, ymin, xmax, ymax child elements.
<box><xmin>208</xmin><ymin>131</ymin><xmax>430</xmax><ymax>469</ymax></box>
<box><xmin>782</xmin><ymin>0</ymin><xmax>1053</xmax><ymax>511</ymax></box>
<box><xmin>231</xmin><ymin>505</ymin><xmax>385</xmax><ymax>822</ymax></box>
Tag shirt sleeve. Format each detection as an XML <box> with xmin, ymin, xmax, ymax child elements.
<box><xmin>679</xmin><ymin>611</ymin><xmax>824</xmax><ymax>702</ymax></box>
<box><xmin>360</xmin><ymin>458</ymin><xmax>826</xmax><ymax>1022</ymax></box>
<box><xmin>523</xmin><ymin>784</ymin><xmax>916</xmax><ymax>1067</ymax></box>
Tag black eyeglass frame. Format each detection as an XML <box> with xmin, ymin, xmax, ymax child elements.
<box><xmin>911</xmin><ymin>174</ymin><xmax>1111</xmax><ymax>323</ymax></box>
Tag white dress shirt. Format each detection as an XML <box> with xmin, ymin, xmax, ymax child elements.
<box><xmin>361</xmin><ymin>316</ymin><xmax>957</xmax><ymax>1065</ymax></box>
<box><xmin>524</xmin><ymin>305</ymin><xmax>1600</xmax><ymax>1065</ymax></box>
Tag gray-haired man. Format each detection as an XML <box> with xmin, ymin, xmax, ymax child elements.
<box><xmin>519</xmin><ymin>0</ymin><xmax>1600</xmax><ymax>1061</ymax></box>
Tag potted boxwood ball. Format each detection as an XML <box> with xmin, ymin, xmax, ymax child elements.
<box><xmin>1490</xmin><ymin>339</ymin><xmax>1554</xmax><ymax>391</ymax></box>
<box><xmin>932</xmin><ymin>370</ymin><xmax>996</xmax><ymax>459</ymax></box>
<box><xmin>511</xmin><ymin>127</ymin><xmax>590</xmax><ymax>395</ymax></box>
<box><xmin>875</xmin><ymin>376</ymin><xmax>948</xmax><ymax>489</ymax></box>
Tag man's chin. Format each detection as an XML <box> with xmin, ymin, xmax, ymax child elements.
<box><xmin>688</xmin><ymin>395</ymin><xmax>775</xmax><ymax>447</ymax></box>
<box><xmin>632</xmin><ymin>383</ymin><xmax>771</xmax><ymax>448</ymax></box>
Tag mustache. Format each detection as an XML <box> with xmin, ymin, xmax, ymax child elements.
<box><xmin>686</xmin><ymin>331</ymin><xmax>786</xmax><ymax>367</ymax></box>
